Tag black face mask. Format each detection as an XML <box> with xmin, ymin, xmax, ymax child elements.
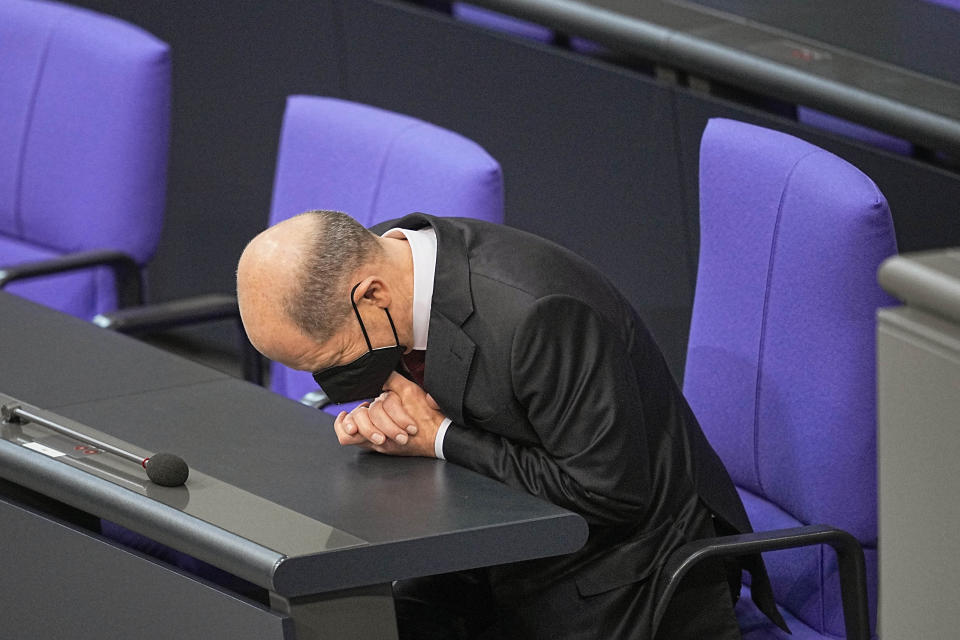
<box><xmin>312</xmin><ymin>282</ymin><xmax>405</xmax><ymax>404</ymax></box>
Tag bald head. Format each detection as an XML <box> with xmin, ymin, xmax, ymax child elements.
<box><xmin>237</xmin><ymin>210</ymin><xmax>385</xmax><ymax>366</ymax></box>
<box><xmin>237</xmin><ymin>213</ymin><xmax>313</xmax><ymax>359</ymax></box>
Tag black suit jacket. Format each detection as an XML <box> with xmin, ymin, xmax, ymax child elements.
<box><xmin>373</xmin><ymin>214</ymin><xmax>782</xmax><ymax>638</ymax></box>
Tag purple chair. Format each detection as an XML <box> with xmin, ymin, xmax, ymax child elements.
<box><xmin>451</xmin><ymin>3</ymin><xmax>607</xmax><ymax>56</ymax></box>
<box><xmin>451</xmin><ymin>3</ymin><xmax>555</xmax><ymax>42</ymax></box>
<box><xmin>99</xmin><ymin>95</ymin><xmax>504</xmax><ymax>406</ymax></box>
<box><xmin>268</xmin><ymin>96</ymin><xmax>504</xmax><ymax>410</ymax></box>
<box><xmin>797</xmin><ymin>107</ymin><xmax>913</xmax><ymax>156</ymax></box>
<box><xmin>671</xmin><ymin>118</ymin><xmax>898</xmax><ymax>638</ymax></box>
<box><xmin>0</xmin><ymin>0</ymin><xmax>170</xmax><ymax>319</ymax></box>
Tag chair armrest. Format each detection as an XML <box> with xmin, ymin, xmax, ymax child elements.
<box><xmin>93</xmin><ymin>294</ymin><xmax>264</xmax><ymax>386</ymax></box>
<box><xmin>652</xmin><ymin>524</ymin><xmax>869</xmax><ymax>640</ymax></box>
<box><xmin>299</xmin><ymin>390</ymin><xmax>332</xmax><ymax>409</ymax></box>
<box><xmin>92</xmin><ymin>293</ymin><xmax>240</xmax><ymax>333</ymax></box>
<box><xmin>0</xmin><ymin>249</ymin><xmax>143</xmax><ymax>308</ymax></box>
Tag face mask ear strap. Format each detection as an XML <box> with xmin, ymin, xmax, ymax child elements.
<box><xmin>384</xmin><ymin>307</ymin><xmax>401</xmax><ymax>347</ymax></box>
<box><xmin>350</xmin><ymin>282</ymin><xmax>374</xmax><ymax>351</ymax></box>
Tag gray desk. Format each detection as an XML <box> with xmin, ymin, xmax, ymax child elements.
<box><xmin>0</xmin><ymin>292</ymin><xmax>587</xmax><ymax>639</ymax></box>
<box><xmin>877</xmin><ymin>249</ymin><xmax>960</xmax><ymax>639</ymax></box>
<box><xmin>466</xmin><ymin>0</ymin><xmax>960</xmax><ymax>155</ymax></box>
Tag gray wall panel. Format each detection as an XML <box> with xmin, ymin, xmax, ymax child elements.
<box><xmin>877</xmin><ymin>307</ymin><xmax>960</xmax><ymax>639</ymax></box>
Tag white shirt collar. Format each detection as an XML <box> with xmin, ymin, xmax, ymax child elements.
<box><xmin>382</xmin><ymin>227</ymin><xmax>437</xmax><ymax>350</ymax></box>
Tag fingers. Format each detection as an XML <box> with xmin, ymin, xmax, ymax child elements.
<box><xmin>376</xmin><ymin>392</ymin><xmax>418</xmax><ymax>436</ymax></box>
<box><xmin>333</xmin><ymin>410</ymin><xmax>367</xmax><ymax>446</ymax></box>
<box><xmin>368</xmin><ymin>394</ymin><xmax>414</xmax><ymax>444</ymax></box>
<box><xmin>334</xmin><ymin>396</ymin><xmax>411</xmax><ymax>448</ymax></box>
<box><xmin>332</xmin><ymin>378</ymin><xmax>443</xmax><ymax>459</ymax></box>
<box><xmin>348</xmin><ymin>406</ymin><xmax>390</xmax><ymax>446</ymax></box>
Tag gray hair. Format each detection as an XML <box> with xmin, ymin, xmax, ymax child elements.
<box><xmin>283</xmin><ymin>210</ymin><xmax>383</xmax><ymax>343</ymax></box>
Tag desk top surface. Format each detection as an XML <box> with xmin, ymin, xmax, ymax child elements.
<box><xmin>0</xmin><ymin>292</ymin><xmax>587</xmax><ymax>595</ymax></box>
<box><xmin>879</xmin><ymin>249</ymin><xmax>960</xmax><ymax>326</ymax></box>
<box><xmin>687</xmin><ymin>0</ymin><xmax>960</xmax><ymax>85</ymax></box>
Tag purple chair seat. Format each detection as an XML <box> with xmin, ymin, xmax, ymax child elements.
<box><xmin>685</xmin><ymin>118</ymin><xmax>897</xmax><ymax>637</ymax></box>
<box><xmin>267</xmin><ymin>96</ymin><xmax>504</xmax><ymax>409</ymax></box>
<box><xmin>0</xmin><ymin>0</ymin><xmax>169</xmax><ymax>319</ymax></box>
<box><xmin>736</xmin><ymin>489</ymin><xmax>879</xmax><ymax>637</ymax></box>
<box><xmin>737</xmin><ymin>585</ymin><xmax>832</xmax><ymax>640</ymax></box>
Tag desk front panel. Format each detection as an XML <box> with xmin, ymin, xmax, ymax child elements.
<box><xmin>0</xmin><ymin>490</ymin><xmax>292</xmax><ymax>640</ymax></box>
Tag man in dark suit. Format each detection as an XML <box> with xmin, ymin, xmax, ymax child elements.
<box><xmin>236</xmin><ymin>210</ymin><xmax>783</xmax><ymax>639</ymax></box>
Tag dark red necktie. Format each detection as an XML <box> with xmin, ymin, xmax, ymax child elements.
<box><xmin>402</xmin><ymin>349</ymin><xmax>426</xmax><ymax>387</ymax></box>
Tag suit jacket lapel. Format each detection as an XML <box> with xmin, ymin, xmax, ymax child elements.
<box><xmin>372</xmin><ymin>213</ymin><xmax>477</xmax><ymax>425</ymax></box>
<box><xmin>424</xmin><ymin>313</ymin><xmax>475</xmax><ymax>425</ymax></box>
<box><xmin>423</xmin><ymin>215</ymin><xmax>476</xmax><ymax>425</ymax></box>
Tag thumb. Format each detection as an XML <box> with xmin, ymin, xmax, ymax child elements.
<box><xmin>425</xmin><ymin>393</ymin><xmax>441</xmax><ymax>411</ymax></box>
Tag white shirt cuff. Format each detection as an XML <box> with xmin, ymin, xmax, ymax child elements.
<box><xmin>435</xmin><ymin>417</ymin><xmax>452</xmax><ymax>460</ymax></box>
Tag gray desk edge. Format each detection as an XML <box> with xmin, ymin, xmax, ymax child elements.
<box><xmin>878</xmin><ymin>250</ymin><xmax>960</xmax><ymax>324</ymax></box>
<box><xmin>0</xmin><ymin>421</ymin><xmax>589</xmax><ymax>597</ymax></box>
<box><xmin>464</xmin><ymin>0</ymin><xmax>960</xmax><ymax>152</ymax></box>
<box><xmin>273</xmin><ymin>511</ymin><xmax>589</xmax><ymax>596</ymax></box>
<box><xmin>663</xmin><ymin>32</ymin><xmax>960</xmax><ymax>152</ymax></box>
<box><xmin>0</xmin><ymin>439</ymin><xmax>285</xmax><ymax>590</ymax></box>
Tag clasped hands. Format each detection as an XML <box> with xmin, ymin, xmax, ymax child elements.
<box><xmin>333</xmin><ymin>371</ymin><xmax>444</xmax><ymax>457</ymax></box>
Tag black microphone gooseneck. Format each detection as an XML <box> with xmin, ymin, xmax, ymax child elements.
<box><xmin>0</xmin><ymin>403</ymin><xmax>189</xmax><ymax>487</ymax></box>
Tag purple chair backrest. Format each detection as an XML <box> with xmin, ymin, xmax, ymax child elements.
<box><xmin>267</xmin><ymin>95</ymin><xmax>504</xmax><ymax>404</ymax></box>
<box><xmin>797</xmin><ymin>107</ymin><xmax>913</xmax><ymax>156</ymax></box>
<box><xmin>0</xmin><ymin>0</ymin><xmax>170</xmax><ymax>319</ymax></box>
<box><xmin>452</xmin><ymin>3</ymin><xmax>555</xmax><ymax>42</ymax></box>
<box><xmin>684</xmin><ymin>119</ymin><xmax>897</xmax><ymax>636</ymax></box>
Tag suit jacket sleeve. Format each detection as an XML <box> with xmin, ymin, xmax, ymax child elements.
<box><xmin>443</xmin><ymin>295</ymin><xmax>653</xmax><ymax>526</ymax></box>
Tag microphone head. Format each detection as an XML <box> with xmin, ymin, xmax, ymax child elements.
<box><xmin>145</xmin><ymin>452</ymin><xmax>189</xmax><ymax>487</ymax></box>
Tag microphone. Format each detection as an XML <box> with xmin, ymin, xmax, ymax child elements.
<box><xmin>143</xmin><ymin>452</ymin><xmax>190</xmax><ymax>487</ymax></box>
<box><xmin>1</xmin><ymin>404</ymin><xmax>189</xmax><ymax>487</ymax></box>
